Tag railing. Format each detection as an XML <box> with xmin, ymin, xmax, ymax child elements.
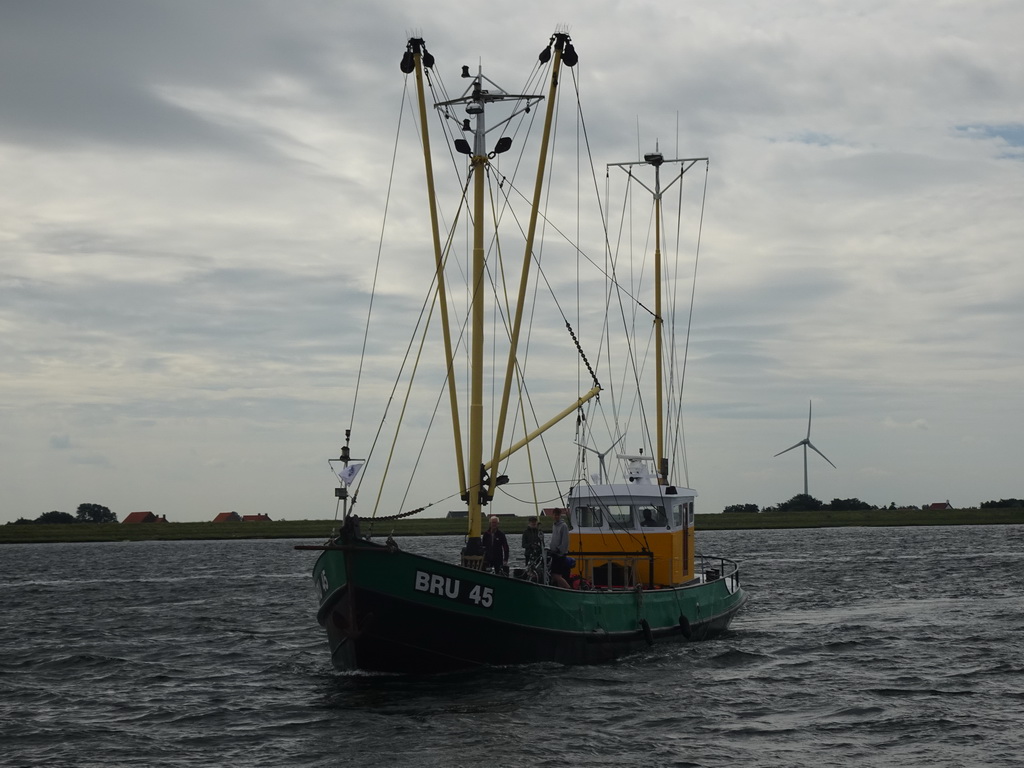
<box><xmin>697</xmin><ymin>553</ymin><xmax>741</xmax><ymax>594</ymax></box>
<box><xmin>567</xmin><ymin>551</ymin><xmax>741</xmax><ymax>591</ymax></box>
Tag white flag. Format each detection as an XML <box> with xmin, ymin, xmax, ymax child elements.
<box><xmin>338</xmin><ymin>463</ymin><xmax>363</xmax><ymax>486</ymax></box>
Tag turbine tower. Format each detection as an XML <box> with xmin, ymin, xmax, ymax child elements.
<box><xmin>774</xmin><ymin>400</ymin><xmax>836</xmax><ymax>495</ymax></box>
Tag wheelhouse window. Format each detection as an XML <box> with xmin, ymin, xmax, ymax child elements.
<box><xmin>605</xmin><ymin>504</ymin><xmax>634</xmax><ymax>529</ymax></box>
<box><xmin>572</xmin><ymin>499</ymin><xmax>687</xmax><ymax>530</ymax></box>
<box><xmin>638</xmin><ymin>506</ymin><xmax>667</xmax><ymax>527</ymax></box>
<box><xmin>576</xmin><ymin>505</ymin><xmax>604</xmax><ymax>528</ymax></box>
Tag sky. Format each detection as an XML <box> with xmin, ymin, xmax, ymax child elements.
<box><xmin>2</xmin><ymin>0</ymin><xmax>1022</xmax><ymax>524</ymax></box>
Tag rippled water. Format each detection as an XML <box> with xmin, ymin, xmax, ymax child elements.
<box><xmin>2</xmin><ymin>526</ymin><xmax>1023</xmax><ymax>767</ymax></box>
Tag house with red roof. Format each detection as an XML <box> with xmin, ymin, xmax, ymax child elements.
<box><xmin>925</xmin><ymin>500</ymin><xmax>953</xmax><ymax>510</ymax></box>
<box><xmin>213</xmin><ymin>511</ymin><xmax>242</xmax><ymax>522</ymax></box>
<box><xmin>122</xmin><ymin>511</ymin><xmax>168</xmax><ymax>523</ymax></box>
<box><xmin>242</xmin><ymin>514</ymin><xmax>272</xmax><ymax>522</ymax></box>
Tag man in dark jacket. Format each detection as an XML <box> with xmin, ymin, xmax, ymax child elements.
<box><xmin>482</xmin><ymin>515</ymin><xmax>509</xmax><ymax>575</ymax></box>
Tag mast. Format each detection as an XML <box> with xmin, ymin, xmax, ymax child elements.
<box><xmin>652</xmin><ymin>154</ymin><xmax>666</xmax><ymax>482</ymax></box>
<box><xmin>467</xmin><ymin>76</ymin><xmax>487</xmax><ymax>544</ymax></box>
<box><xmin>608</xmin><ymin>153</ymin><xmax>707</xmax><ymax>484</ymax></box>
<box><xmin>430</xmin><ymin>39</ymin><xmax>554</xmax><ymax>556</ymax></box>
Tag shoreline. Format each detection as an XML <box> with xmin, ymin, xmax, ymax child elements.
<box><xmin>3</xmin><ymin>508</ymin><xmax>1023</xmax><ymax>544</ymax></box>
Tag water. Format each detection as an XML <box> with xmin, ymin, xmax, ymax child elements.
<box><xmin>2</xmin><ymin>526</ymin><xmax>1023</xmax><ymax>767</ymax></box>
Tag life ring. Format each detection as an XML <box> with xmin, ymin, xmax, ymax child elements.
<box><xmin>639</xmin><ymin>618</ymin><xmax>654</xmax><ymax>646</ymax></box>
<box><xmin>678</xmin><ymin>614</ymin><xmax>692</xmax><ymax>639</ymax></box>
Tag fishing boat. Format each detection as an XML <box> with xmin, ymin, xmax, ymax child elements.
<box><xmin>298</xmin><ymin>31</ymin><xmax>746</xmax><ymax>673</ymax></box>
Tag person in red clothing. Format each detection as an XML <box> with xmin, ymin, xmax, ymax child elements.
<box><xmin>482</xmin><ymin>515</ymin><xmax>509</xmax><ymax>575</ymax></box>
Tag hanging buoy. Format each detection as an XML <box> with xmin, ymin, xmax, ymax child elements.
<box><xmin>678</xmin><ymin>614</ymin><xmax>692</xmax><ymax>639</ymax></box>
<box><xmin>639</xmin><ymin>618</ymin><xmax>654</xmax><ymax>646</ymax></box>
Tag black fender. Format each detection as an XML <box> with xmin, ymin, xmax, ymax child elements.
<box><xmin>639</xmin><ymin>618</ymin><xmax>654</xmax><ymax>646</ymax></box>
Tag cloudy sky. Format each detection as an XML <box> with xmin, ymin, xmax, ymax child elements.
<box><xmin>2</xmin><ymin>0</ymin><xmax>1021</xmax><ymax>524</ymax></box>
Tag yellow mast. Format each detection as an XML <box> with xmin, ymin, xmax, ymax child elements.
<box><xmin>467</xmin><ymin>142</ymin><xmax>487</xmax><ymax>541</ymax></box>
<box><xmin>407</xmin><ymin>39</ymin><xmax>467</xmax><ymax>498</ymax></box>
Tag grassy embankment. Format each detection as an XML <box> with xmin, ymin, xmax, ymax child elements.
<box><xmin>3</xmin><ymin>507</ymin><xmax>1023</xmax><ymax>544</ymax></box>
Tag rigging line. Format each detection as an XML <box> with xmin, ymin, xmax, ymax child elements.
<box><xmin>481</xmin><ymin>229</ymin><xmax>573</xmax><ymax>510</ymax></box>
<box><xmin>568</xmin><ymin>63</ymin><xmax>622</xmax><ymax>398</ymax></box>
<box><xmin>667</xmin><ymin>158</ymin><xmax>689</xmax><ymax>478</ymax></box>
<box><xmin>472</xmin><ymin>77</ymin><xmax>552</xmax><ymax>466</ymax></box>
<box><xmin>569</xmin><ymin>61</ymin><xmax>663</xmax><ymax>475</ymax></box>
<box><xmin>379</xmin><ymin>192</ymin><xmax>478</xmax><ymax>520</ymax></box>
<box><xmin>596</xmin><ymin>166</ymin><xmax>632</xmax><ymax>451</ymax></box>
<box><xmin>349</xmin><ymin>79</ymin><xmax>410</xmax><ymax>434</ymax></box>
<box><xmin>362</xmin><ymin>169</ymin><xmax>473</xmax><ymax>517</ymax></box>
<box><xmin>505</xmin><ymin>360</ymin><xmax>574</xmax><ymax>510</ymax></box>
<box><xmin>497</xmin><ymin>486</ymin><xmax>567</xmax><ymax>506</ymax></box>
<box><xmin>667</xmin><ymin>161</ymin><xmax>706</xmax><ymax>482</ymax></box>
<box><xmin>484</xmin><ymin>156</ymin><xmax>580</xmax><ymax>504</ymax></box>
<box><xmin>531</xmin><ymin>66</ymin><xmax>597</xmax><ymax>394</ymax></box>
<box><xmin>368</xmin><ymin>264</ymin><xmax>441</xmax><ymax>520</ymax></box>
<box><xmin>397</xmin><ymin>192</ymin><xmax>480</xmax><ymax>518</ymax></box>
<box><xmin>399</xmin><ymin>312</ymin><xmax>472</xmax><ymax>515</ymax></box>
<box><xmin>481</xmin><ymin>164</ymin><xmax>560</xmax><ymax>512</ymax></box>
<box><xmin>674</xmin><ymin>160</ymin><xmax>709</xmax><ymax>487</ymax></box>
<box><xmin>606</xmin><ymin>169</ymin><xmax>656</xmax><ymax>460</ymax></box>
<box><xmin>498</xmin><ymin>152</ymin><xmax>560</xmax><ymax>512</ymax></box>
<box><xmin>598</xmin><ymin>170</ymin><xmax>638</xmax><ymax>459</ymax></box>
<box><xmin>332</xmin><ymin>495</ymin><xmax>342</xmax><ymax>523</ymax></box>
<box><xmin>665</xmin><ymin>157</ymin><xmax>686</xmax><ymax>476</ymax></box>
<box><xmin>575</xmin><ymin>68</ymin><xmax>582</xmax><ymax>398</ymax></box>
<box><xmin>486</xmin><ymin>165</ymin><xmax>602</xmax><ymax>391</ymax></box>
<box><xmin>492</xmin><ymin>167</ymin><xmax>657</xmax><ymax>320</ymax></box>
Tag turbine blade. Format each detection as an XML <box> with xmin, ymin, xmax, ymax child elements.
<box><xmin>806</xmin><ymin>400</ymin><xmax>813</xmax><ymax>439</ymax></box>
<box><xmin>774</xmin><ymin>441</ymin><xmax>804</xmax><ymax>457</ymax></box>
<box><xmin>806</xmin><ymin>441</ymin><xmax>836</xmax><ymax>468</ymax></box>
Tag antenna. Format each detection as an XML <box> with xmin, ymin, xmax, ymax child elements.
<box><xmin>774</xmin><ymin>400</ymin><xmax>836</xmax><ymax>495</ymax></box>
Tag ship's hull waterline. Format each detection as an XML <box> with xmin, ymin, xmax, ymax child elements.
<box><xmin>311</xmin><ymin>540</ymin><xmax>746</xmax><ymax>673</ymax></box>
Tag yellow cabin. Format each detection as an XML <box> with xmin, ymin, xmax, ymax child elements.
<box><xmin>566</xmin><ymin>458</ymin><xmax>697</xmax><ymax>588</ymax></box>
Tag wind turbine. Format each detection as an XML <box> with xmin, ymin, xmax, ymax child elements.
<box><xmin>577</xmin><ymin>435</ymin><xmax>625</xmax><ymax>484</ymax></box>
<box><xmin>774</xmin><ymin>400</ymin><xmax>836</xmax><ymax>495</ymax></box>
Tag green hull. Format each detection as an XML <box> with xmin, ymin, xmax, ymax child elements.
<box><xmin>310</xmin><ymin>539</ymin><xmax>746</xmax><ymax>673</ymax></box>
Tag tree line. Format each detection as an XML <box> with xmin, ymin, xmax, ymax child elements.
<box><xmin>9</xmin><ymin>503</ymin><xmax>117</xmax><ymax>525</ymax></box>
<box><xmin>724</xmin><ymin>495</ymin><xmax>1024</xmax><ymax>513</ymax></box>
